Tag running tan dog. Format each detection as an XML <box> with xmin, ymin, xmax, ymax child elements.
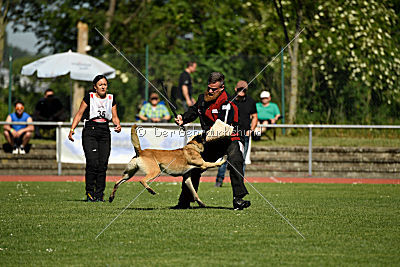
<box><xmin>109</xmin><ymin>125</ymin><xmax>226</xmax><ymax>207</ymax></box>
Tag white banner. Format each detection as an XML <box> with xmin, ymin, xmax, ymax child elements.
<box><xmin>59</xmin><ymin>126</ymin><xmax>202</xmax><ymax>164</ymax></box>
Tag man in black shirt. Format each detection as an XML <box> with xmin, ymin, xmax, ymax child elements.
<box><xmin>33</xmin><ymin>89</ymin><xmax>67</xmax><ymax>139</ymax></box>
<box><xmin>178</xmin><ymin>61</ymin><xmax>197</xmax><ymax>111</ymax></box>
<box><xmin>215</xmin><ymin>80</ymin><xmax>258</xmax><ymax>187</ymax></box>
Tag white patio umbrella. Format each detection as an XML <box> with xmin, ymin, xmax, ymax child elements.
<box><xmin>21</xmin><ymin>50</ymin><xmax>116</xmax><ymax>119</ymax></box>
<box><xmin>21</xmin><ymin>50</ymin><xmax>115</xmax><ymax>81</ymax></box>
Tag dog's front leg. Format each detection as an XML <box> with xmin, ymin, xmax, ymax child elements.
<box><xmin>199</xmin><ymin>161</ymin><xmax>225</xmax><ymax>170</ymax></box>
<box><xmin>188</xmin><ymin>155</ymin><xmax>227</xmax><ymax>170</ymax></box>
<box><xmin>199</xmin><ymin>155</ymin><xmax>228</xmax><ymax>169</ymax></box>
<box><xmin>185</xmin><ymin>178</ymin><xmax>206</xmax><ymax>208</ymax></box>
<box><xmin>187</xmin><ymin>158</ymin><xmax>215</xmax><ymax>170</ymax></box>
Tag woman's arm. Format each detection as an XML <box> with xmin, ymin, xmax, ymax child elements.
<box><xmin>68</xmin><ymin>101</ymin><xmax>87</xmax><ymax>142</ymax></box>
<box><xmin>112</xmin><ymin>105</ymin><xmax>121</xmax><ymax>133</ymax></box>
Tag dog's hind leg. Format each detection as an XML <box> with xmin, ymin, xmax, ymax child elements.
<box><xmin>139</xmin><ymin>171</ymin><xmax>161</xmax><ymax>195</ymax></box>
<box><xmin>109</xmin><ymin>159</ymin><xmax>139</xmax><ymax>203</ymax></box>
<box><xmin>185</xmin><ymin>178</ymin><xmax>206</xmax><ymax>208</ymax></box>
<box><xmin>109</xmin><ymin>173</ymin><xmax>130</xmax><ymax>203</ymax></box>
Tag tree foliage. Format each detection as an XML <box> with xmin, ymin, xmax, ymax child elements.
<box><xmin>301</xmin><ymin>0</ymin><xmax>400</xmax><ymax>123</ymax></box>
<box><xmin>3</xmin><ymin>0</ymin><xmax>400</xmax><ymax>125</ymax></box>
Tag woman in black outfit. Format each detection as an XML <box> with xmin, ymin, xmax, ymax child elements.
<box><xmin>68</xmin><ymin>75</ymin><xmax>121</xmax><ymax>202</ymax></box>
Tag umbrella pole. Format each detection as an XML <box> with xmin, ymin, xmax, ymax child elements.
<box><xmin>70</xmin><ymin>79</ymin><xmax>73</xmax><ymax>121</ymax></box>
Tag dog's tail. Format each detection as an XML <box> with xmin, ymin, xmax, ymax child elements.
<box><xmin>131</xmin><ymin>125</ymin><xmax>142</xmax><ymax>155</ymax></box>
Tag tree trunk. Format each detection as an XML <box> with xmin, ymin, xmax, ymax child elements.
<box><xmin>287</xmin><ymin>2</ymin><xmax>302</xmax><ymax>125</ymax></box>
<box><xmin>273</xmin><ymin>0</ymin><xmax>303</xmax><ymax>125</ymax></box>
<box><xmin>0</xmin><ymin>0</ymin><xmax>9</xmax><ymax>64</ymax></box>
<box><xmin>311</xmin><ymin>67</ymin><xmax>316</xmax><ymax>93</ymax></box>
<box><xmin>287</xmin><ymin>36</ymin><xmax>299</xmax><ymax>124</ymax></box>
<box><xmin>365</xmin><ymin>88</ymin><xmax>372</xmax><ymax>124</ymax></box>
<box><xmin>72</xmin><ymin>22</ymin><xmax>89</xmax><ymax>117</ymax></box>
<box><xmin>0</xmin><ymin>19</ymin><xmax>5</xmax><ymax>64</ymax></box>
<box><xmin>103</xmin><ymin>0</ymin><xmax>116</xmax><ymax>46</ymax></box>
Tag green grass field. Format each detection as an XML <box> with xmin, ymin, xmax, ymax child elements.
<box><xmin>0</xmin><ymin>181</ymin><xmax>399</xmax><ymax>266</ymax></box>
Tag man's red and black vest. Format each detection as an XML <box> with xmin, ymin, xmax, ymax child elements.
<box><xmin>182</xmin><ymin>90</ymin><xmax>240</xmax><ymax>141</ymax></box>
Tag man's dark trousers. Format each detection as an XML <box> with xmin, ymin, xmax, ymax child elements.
<box><xmin>178</xmin><ymin>138</ymin><xmax>248</xmax><ymax>204</ymax></box>
<box><xmin>82</xmin><ymin>125</ymin><xmax>111</xmax><ymax>199</ymax></box>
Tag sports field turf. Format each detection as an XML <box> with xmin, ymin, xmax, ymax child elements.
<box><xmin>0</xmin><ymin>181</ymin><xmax>399</xmax><ymax>265</ymax></box>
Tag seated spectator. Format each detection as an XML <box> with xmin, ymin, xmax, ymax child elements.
<box><xmin>254</xmin><ymin>91</ymin><xmax>281</xmax><ymax>140</ymax></box>
<box><xmin>138</xmin><ymin>92</ymin><xmax>171</xmax><ymax>122</ymax></box>
<box><xmin>33</xmin><ymin>88</ymin><xmax>67</xmax><ymax>139</ymax></box>
<box><xmin>3</xmin><ymin>100</ymin><xmax>34</xmax><ymax>154</ymax></box>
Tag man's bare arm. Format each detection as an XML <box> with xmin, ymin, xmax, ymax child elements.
<box><xmin>182</xmin><ymin>85</ymin><xmax>192</xmax><ymax>105</ymax></box>
<box><xmin>3</xmin><ymin>115</ymin><xmax>12</xmax><ymax>131</ymax></box>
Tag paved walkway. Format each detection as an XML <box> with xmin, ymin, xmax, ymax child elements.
<box><xmin>0</xmin><ymin>175</ymin><xmax>399</xmax><ymax>184</ymax></box>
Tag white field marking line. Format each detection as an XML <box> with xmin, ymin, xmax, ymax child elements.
<box><xmin>270</xmin><ymin>177</ymin><xmax>280</xmax><ymax>183</ymax></box>
<box><xmin>94</xmin><ymin>27</ymin><xmax>177</xmax><ymax>110</ymax></box>
<box><xmin>226</xmin><ymin>159</ymin><xmax>305</xmax><ymax>239</ymax></box>
<box><xmin>95</xmin><ymin>158</ymin><xmax>177</xmax><ymax>240</ymax></box>
<box><xmin>230</xmin><ymin>28</ymin><xmax>305</xmax><ymax>103</ymax></box>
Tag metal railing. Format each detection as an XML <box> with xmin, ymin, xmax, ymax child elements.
<box><xmin>1</xmin><ymin>121</ymin><xmax>400</xmax><ymax>176</ymax></box>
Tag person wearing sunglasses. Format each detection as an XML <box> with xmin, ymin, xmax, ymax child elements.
<box><xmin>3</xmin><ymin>100</ymin><xmax>34</xmax><ymax>154</ymax></box>
<box><xmin>174</xmin><ymin>72</ymin><xmax>251</xmax><ymax>210</ymax></box>
<box><xmin>215</xmin><ymin>80</ymin><xmax>258</xmax><ymax>187</ymax></box>
<box><xmin>138</xmin><ymin>92</ymin><xmax>171</xmax><ymax>123</ymax></box>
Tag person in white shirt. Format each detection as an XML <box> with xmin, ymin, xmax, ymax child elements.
<box><xmin>68</xmin><ymin>75</ymin><xmax>121</xmax><ymax>202</ymax></box>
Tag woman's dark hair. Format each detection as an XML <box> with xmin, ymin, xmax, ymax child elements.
<box><xmin>92</xmin><ymin>75</ymin><xmax>109</xmax><ymax>90</ymax></box>
<box><xmin>208</xmin><ymin>72</ymin><xmax>224</xmax><ymax>86</ymax></box>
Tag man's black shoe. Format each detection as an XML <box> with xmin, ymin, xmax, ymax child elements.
<box><xmin>233</xmin><ymin>198</ymin><xmax>251</xmax><ymax>210</ymax></box>
<box><xmin>170</xmin><ymin>203</ymin><xmax>191</xmax><ymax>210</ymax></box>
